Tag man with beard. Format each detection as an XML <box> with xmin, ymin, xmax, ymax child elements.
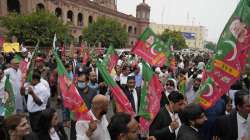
<box><xmin>78</xmin><ymin>73</ymin><xmax>97</xmax><ymax>109</ymax></box>
<box><xmin>88</xmin><ymin>71</ymin><xmax>99</xmax><ymax>94</ymax></box>
<box><xmin>108</xmin><ymin>113</ymin><xmax>156</xmax><ymax>140</ymax></box>
<box><xmin>177</xmin><ymin>103</ymin><xmax>207</xmax><ymax>140</ymax></box>
<box><xmin>75</xmin><ymin>94</ymin><xmax>110</xmax><ymax>140</ymax></box>
<box><xmin>185</xmin><ymin>75</ymin><xmax>202</xmax><ymax>104</ymax></box>
<box><xmin>149</xmin><ymin>92</ymin><xmax>186</xmax><ymax>140</ymax></box>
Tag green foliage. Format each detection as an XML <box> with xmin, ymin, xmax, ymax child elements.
<box><xmin>0</xmin><ymin>11</ymin><xmax>70</xmax><ymax>46</ymax></box>
<box><xmin>204</xmin><ymin>41</ymin><xmax>216</xmax><ymax>52</ymax></box>
<box><xmin>159</xmin><ymin>29</ymin><xmax>187</xmax><ymax>50</ymax></box>
<box><xmin>82</xmin><ymin>17</ymin><xmax>128</xmax><ymax>48</ymax></box>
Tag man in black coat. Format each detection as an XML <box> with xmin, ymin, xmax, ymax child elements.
<box><xmin>122</xmin><ymin>76</ymin><xmax>141</xmax><ymax>114</ymax></box>
<box><xmin>177</xmin><ymin>103</ymin><xmax>207</xmax><ymax>140</ymax></box>
<box><xmin>212</xmin><ymin>90</ymin><xmax>250</xmax><ymax>140</ymax></box>
<box><xmin>149</xmin><ymin>91</ymin><xmax>186</xmax><ymax>140</ymax></box>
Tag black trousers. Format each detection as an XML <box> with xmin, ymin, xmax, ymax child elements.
<box><xmin>70</xmin><ymin>120</ymin><xmax>76</xmax><ymax>140</ymax></box>
<box><xmin>29</xmin><ymin>111</ymin><xmax>42</xmax><ymax>132</ymax></box>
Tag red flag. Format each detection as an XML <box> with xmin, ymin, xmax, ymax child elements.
<box><xmin>132</xmin><ymin>28</ymin><xmax>169</xmax><ymax>67</ymax></box>
<box><xmin>195</xmin><ymin>0</ymin><xmax>250</xmax><ymax>109</ymax></box>
<box><xmin>81</xmin><ymin>44</ymin><xmax>89</xmax><ymax>65</ymax></box>
<box><xmin>96</xmin><ymin>62</ymin><xmax>135</xmax><ymax>116</ymax></box>
<box><xmin>54</xmin><ymin>49</ymin><xmax>91</xmax><ymax>120</ymax></box>
<box><xmin>103</xmin><ymin>45</ymin><xmax>119</xmax><ymax>73</ymax></box>
<box><xmin>139</xmin><ymin>62</ymin><xmax>164</xmax><ymax>132</ymax></box>
<box><xmin>0</xmin><ymin>36</ymin><xmax>4</xmax><ymax>48</ymax></box>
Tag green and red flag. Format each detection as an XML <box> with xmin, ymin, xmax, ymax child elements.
<box><xmin>81</xmin><ymin>43</ymin><xmax>90</xmax><ymax>65</ymax></box>
<box><xmin>132</xmin><ymin>27</ymin><xmax>170</xmax><ymax>67</ymax></box>
<box><xmin>196</xmin><ymin>0</ymin><xmax>250</xmax><ymax>109</ymax></box>
<box><xmin>4</xmin><ymin>75</ymin><xmax>15</xmax><ymax>117</ymax></box>
<box><xmin>139</xmin><ymin>61</ymin><xmax>164</xmax><ymax>131</ymax></box>
<box><xmin>53</xmin><ymin>37</ymin><xmax>90</xmax><ymax>120</ymax></box>
<box><xmin>103</xmin><ymin>44</ymin><xmax>119</xmax><ymax>73</ymax></box>
<box><xmin>96</xmin><ymin>62</ymin><xmax>135</xmax><ymax>116</ymax></box>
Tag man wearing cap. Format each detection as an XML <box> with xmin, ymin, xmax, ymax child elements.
<box><xmin>4</xmin><ymin>57</ymin><xmax>24</xmax><ymax>113</ymax></box>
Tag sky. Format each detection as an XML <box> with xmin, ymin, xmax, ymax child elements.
<box><xmin>117</xmin><ymin>0</ymin><xmax>240</xmax><ymax>43</ymax></box>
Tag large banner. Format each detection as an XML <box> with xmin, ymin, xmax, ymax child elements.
<box><xmin>132</xmin><ymin>28</ymin><xmax>170</xmax><ymax>67</ymax></box>
<box><xmin>196</xmin><ymin>0</ymin><xmax>250</xmax><ymax>109</ymax></box>
<box><xmin>3</xmin><ymin>43</ymin><xmax>20</xmax><ymax>53</ymax></box>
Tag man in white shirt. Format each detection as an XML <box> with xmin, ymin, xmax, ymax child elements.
<box><xmin>75</xmin><ymin>94</ymin><xmax>110</xmax><ymax>140</ymax></box>
<box><xmin>4</xmin><ymin>58</ymin><xmax>23</xmax><ymax>113</ymax></box>
<box><xmin>23</xmin><ymin>71</ymin><xmax>50</xmax><ymax>132</ymax></box>
<box><xmin>120</xmin><ymin>66</ymin><xmax>130</xmax><ymax>86</ymax></box>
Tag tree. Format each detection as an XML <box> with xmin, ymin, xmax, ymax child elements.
<box><xmin>159</xmin><ymin>29</ymin><xmax>187</xmax><ymax>50</ymax></box>
<box><xmin>82</xmin><ymin>17</ymin><xmax>128</xmax><ymax>48</ymax></box>
<box><xmin>204</xmin><ymin>41</ymin><xmax>216</xmax><ymax>52</ymax></box>
<box><xmin>0</xmin><ymin>11</ymin><xmax>70</xmax><ymax>46</ymax></box>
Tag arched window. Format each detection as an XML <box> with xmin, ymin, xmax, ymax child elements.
<box><xmin>55</xmin><ymin>8</ymin><xmax>62</xmax><ymax>18</ymax></box>
<box><xmin>36</xmin><ymin>3</ymin><xmax>45</xmax><ymax>11</ymax></box>
<box><xmin>128</xmin><ymin>26</ymin><xmax>133</xmax><ymax>33</ymax></box>
<box><xmin>78</xmin><ymin>13</ymin><xmax>83</xmax><ymax>26</ymax></box>
<box><xmin>88</xmin><ymin>16</ymin><xmax>93</xmax><ymax>24</ymax></box>
<box><xmin>7</xmin><ymin>0</ymin><xmax>20</xmax><ymax>13</ymax></box>
<box><xmin>134</xmin><ymin>27</ymin><xmax>137</xmax><ymax>34</ymax></box>
<box><xmin>67</xmin><ymin>10</ymin><xmax>74</xmax><ymax>23</ymax></box>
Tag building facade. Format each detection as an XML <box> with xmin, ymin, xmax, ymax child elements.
<box><xmin>150</xmin><ymin>23</ymin><xmax>207</xmax><ymax>48</ymax></box>
<box><xmin>0</xmin><ymin>0</ymin><xmax>150</xmax><ymax>47</ymax></box>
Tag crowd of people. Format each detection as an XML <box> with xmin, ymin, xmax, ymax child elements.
<box><xmin>0</xmin><ymin>45</ymin><xmax>249</xmax><ymax>140</ymax></box>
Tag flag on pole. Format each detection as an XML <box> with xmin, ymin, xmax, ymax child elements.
<box><xmin>139</xmin><ymin>61</ymin><xmax>164</xmax><ymax>131</ymax></box>
<box><xmin>196</xmin><ymin>0</ymin><xmax>250</xmax><ymax>109</ymax></box>
<box><xmin>4</xmin><ymin>75</ymin><xmax>15</xmax><ymax>117</ymax></box>
<box><xmin>54</xmin><ymin>50</ymin><xmax>90</xmax><ymax>120</ymax></box>
<box><xmin>27</xmin><ymin>41</ymin><xmax>39</xmax><ymax>83</ymax></box>
<box><xmin>53</xmin><ymin>34</ymin><xmax>57</xmax><ymax>50</ymax></box>
<box><xmin>96</xmin><ymin>62</ymin><xmax>135</xmax><ymax>116</ymax></box>
<box><xmin>52</xmin><ymin>35</ymin><xmax>90</xmax><ymax>120</ymax></box>
<box><xmin>132</xmin><ymin>27</ymin><xmax>170</xmax><ymax>67</ymax></box>
<box><xmin>81</xmin><ymin>43</ymin><xmax>90</xmax><ymax>65</ymax></box>
<box><xmin>103</xmin><ymin>44</ymin><xmax>119</xmax><ymax>73</ymax></box>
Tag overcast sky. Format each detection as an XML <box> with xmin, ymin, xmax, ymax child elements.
<box><xmin>117</xmin><ymin>0</ymin><xmax>240</xmax><ymax>43</ymax></box>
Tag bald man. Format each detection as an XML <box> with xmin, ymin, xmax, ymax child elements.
<box><xmin>75</xmin><ymin>94</ymin><xmax>111</xmax><ymax>140</ymax></box>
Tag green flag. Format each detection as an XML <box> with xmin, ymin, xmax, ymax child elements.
<box><xmin>103</xmin><ymin>44</ymin><xmax>119</xmax><ymax>72</ymax></box>
<box><xmin>4</xmin><ymin>75</ymin><xmax>15</xmax><ymax>117</ymax></box>
<box><xmin>96</xmin><ymin>61</ymin><xmax>135</xmax><ymax>115</ymax></box>
<box><xmin>27</xmin><ymin>41</ymin><xmax>39</xmax><ymax>82</ymax></box>
<box><xmin>138</xmin><ymin>61</ymin><xmax>154</xmax><ymax>120</ymax></box>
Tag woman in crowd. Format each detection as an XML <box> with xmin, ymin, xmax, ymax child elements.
<box><xmin>3</xmin><ymin>114</ymin><xmax>37</xmax><ymax>140</ymax></box>
<box><xmin>38</xmin><ymin>108</ymin><xmax>68</xmax><ymax>140</ymax></box>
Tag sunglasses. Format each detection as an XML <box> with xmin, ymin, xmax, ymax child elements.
<box><xmin>166</xmin><ymin>83</ymin><xmax>174</xmax><ymax>87</ymax></box>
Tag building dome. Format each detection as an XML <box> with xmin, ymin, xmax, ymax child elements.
<box><xmin>137</xmin><ymin>0</ymin><xmax>150</xmax><ymax>10</ymax></box>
